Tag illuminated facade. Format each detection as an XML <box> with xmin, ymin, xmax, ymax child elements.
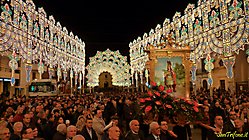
<box><xmin>0</xmin><ymin>0</ymin><xmax>85</xmax><ymax>96</ymax></box>
<box><xmin>86</xmin><ymin>49</ymin><xmax>130</xmax><ymax>90</ymax></box>
<box><xmin>130</xmin><ymin>0</ymin><xmax>249</xmax><ymax>94</ymax></box>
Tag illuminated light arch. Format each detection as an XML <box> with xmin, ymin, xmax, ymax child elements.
<box><xmin>86</xmin><ymin>49</ymin><xmax>130</xmax><ymax>87</ymax></box>
<box><xmin>0</xmin><ymin>0</ymin><xmax>85</xmax><ymax>87</ymax></box>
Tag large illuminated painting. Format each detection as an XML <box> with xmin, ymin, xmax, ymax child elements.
<box><xmin>155</xmin><ymin>57</ymin><xmax>185</xmax><ymax>92</ymax></box>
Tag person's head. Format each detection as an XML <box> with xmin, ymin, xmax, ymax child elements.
<box><xmin>234</xmin><ymin>118</ymin><xmax>244</xmax><ymax>129</ymax></box>
<box><xmin>225</xmin><ymin>104</ymin><xmax>231</xmax><ymax>110</ymax></box>
<box><xmin>85</xmin><ymin>117</ymin><xmax>93</xmax><ymax>129</ymax></box>
<box><xmin>67</xmin><ymin>125</ymin><xmax>77</xmax><ymax>138</ymax></box>
<box><xmin>229</xmin><ymin>111</ymin><xmax>237</xmax><ymax>121</ymax></box>
<box><xmin>0</xmin><ymin>120</ymin><xmax>7</xmax><ymax>129</ymax></box>
<box><xmin>72</xmin><ymin>135</ymin><xmax>85</xmax><ymax>140</ymax></box>
<box><xmin>47</xmin><ymin>114</ymin><xmax>55</xmax><ymax>122</ymax></box>
<box><xmin>13</xmin><ymin>122</ymin><xmax>23</xmax><ymax>133</ymax></box>
<box><xmin>203</xmin><ymin>99</ymin><xmax>209</xmax><ymax>105</ymax></box>
<box><xmin>0</xmin><ymin>128</ymin><xmax>10</xmax><ymax>140</ymax></box>
<box><xmin>111</xmin><ymin>116</ymin><xmax>119</xmax><ymax>126</ymax></box>
<box><xmin>57</xmin><ymin>123</ymin><xmax>67</xmax><ymax>134</ymax></box>
<box><xmin>129</xmin><ymin>120</ymin><xmax>140</xmax><ymax>133</ymax></box>
<box><xmin>160</xmin><ymin>121</ymin><xmax>168</xmax><ymax>131</ymax></box>
<box><xmin>32</xmin><ymin>127</ymin><xmax>38</xmax><ymax>137</ymax></box>
<box><xmin>23</xmin><ymin>114</ymin><xmax>31</xmax><ymax>124</ymax></box>
<box><xmin>214</xmin><ymin>116</ymin><xmax>223</xmax><ymax>128</ymax></box>
<box><xmin>242</xmin><ymin>108</ymin><xmax>248</xmax><ymax>114</ymax></box>
<box><xmin>95</xmin><ymin>109</ymin><xmax>102</xmax><ymax>118</ymax></box>
<box><xmin>5</xmin><ymin>114</ymin><xmax>13</xmax><ymax>123</ymax></box>
<box><xmin>108</xmin><ymin>126</ymin><xmax>120</xmax><ymax>140</ymax></box>
<box><xmin>58</xmin><ymin>116</ymin><xmax>64</xmax><ymax>124</ymax></box>
<box><xmin>22</xmin><ymin>127</ymin><xmax>34</xmax><ymax>139</ymax></box>
<box><xmin>215</xmin><ymin>101</ymin><xmax>220</xmax><ymax>108</ymax></box>
<box><xmin>149</xmin><ymin>122</ymin><xmax>160</xmax><ymax>136</ymax></box>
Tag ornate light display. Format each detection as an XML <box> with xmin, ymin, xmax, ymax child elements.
<box><xmin>86</xmin><ymin>49</ymin><xmax>130</xmax><ymax>88</ymax></box>
<box><xmin>129</xmin><ymin>36</ymin><xmax>149</xmax><ymax>89</ymax></box>
<box><xmin>0</xmin><ymin>0</ymin><xmax>85</xmax><ymax>85</ymax></box>
<box><xmin>130</xmin><ymin>0</ymin><xmax>249</xmax><ymax>81</ymax></box>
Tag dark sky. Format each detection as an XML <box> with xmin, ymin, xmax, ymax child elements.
<box><xmin>32</xmin><ymin>0</ymin><xmax>197</xmax><ymax>64</ymax></box>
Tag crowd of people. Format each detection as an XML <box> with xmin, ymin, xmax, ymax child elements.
<box><xmin>0</xmin><ymin>87</ymin><xmax>248</xmax><ymax>140</ymax></box>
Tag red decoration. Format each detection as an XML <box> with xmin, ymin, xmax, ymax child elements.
<box><xmin>140</xmin><ymin>98</ymin><xmax>145</xmax><ymax>103</ymax></box>
<box><xmin>158</xmin><ymin>85</ymin><xmax>164</xmax><ymax>91</ymax></box>
<box><xmin>148</xmin><ymin>91</ymin><xmax>153</xmax><ymax>96</ymax></box>
<box><xmin>155</xmin><ymin>91</ymin><xmax>160</xmax><ymax>97</ymax></box>
<box><xmin>165</xmin><ymin>104</ymin><xmax>172</xmax><ymax>108</ymax></box>
<box><xmin>193</xmin><ymin>106</ymin><xmax>199</xmax><ymax>112</ymax></box>
<box><xmin>166</xmin><ymin>89</ymin><xmax>173</xmax><ymax>93</ymax></box>
<box><xmin>145</xmin><ymin>106</ymin><xmax>152</xmax><ymax>112</ymax></box>
<box><xmin>150</xmin><ymin>81</ymin><xmax>157</xmax><ymax>87</ymax></box>
<box><xmin>144</xmin><ymin>97</ymin><xmax>152</xmax><ymax>101</ymax></box>
<box><xmin>155</xmin><ymin>101</ymin><xmax>162</xmax><ymax>106</ymax></box>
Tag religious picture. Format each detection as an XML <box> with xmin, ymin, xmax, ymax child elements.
<box><xmin>154</xmin><ymin>57</ymin><xmax>185</xmax><ymax>94</ymax></box>
<box><xmin>164</xmin><ymin>61</ymin><xmax>177</xmax><ymax>92</ymax></box>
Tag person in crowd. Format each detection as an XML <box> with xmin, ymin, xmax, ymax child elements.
<box><xmin>159</xmin><ymin>120</ymin><xmax>177</xmax><ymax>140</ymax></box>
<box><xmin>13</xmin><ymin>106</ymin><xmax>24</xmax><ymax>122</ymax></box>
<box><xmin>10</xmin><ymin>121</ymin><xmax>23</xmax><ymax>140</ymax></box>
<box><xmin>52</xmin><ymin>123</ymin><xmax>67</xmax><ymax>140</ymax></box>
<box><xmin>207</xmin><ymin>115</ymin><xmax>224</xmax><ymax>140</ymax></box>
<box><xmin>43</xmin><ymin>114</ymin><xmax>56</xmax><ymax>140</ymax></box>
<box><xmin>72</xmin><ymin>135</ymin><xmax>85</xmax><ymax>140</ymax></box>
<box><xmin>223</xmin><ymin>110</ymin><xmax>236</xmax><ymax>133</ymax></box>
<box><xmin>92</xmin><ymin>109</ymin><xmax>106</xmax><ymax>140</ymax></box>
<box><xmin>5</xmin><ymin>114</ymin><xmax>14</xmax><ymax>133</ymax></box>
<box><xmin>199</xmin><ymin>105</ymin><xmax>210</xmax><ymax>140</ymax></box>
<box><xmin>21</xmin><ymin>127</ymin><xmax>34</xmax><ymax>140</ymax></box>
<box><xmin>105</xmin><ymin>126</ymin><xmax>120</xmax><ymax>140</ymax></box>
<box><xmin>240</xmin><ymin>107</ymin><xmax>249</xmax><ymax>126</ymax></box>
<box><xmin>233</xmin><ymin>118</ymin><xmax>248</xmax><ymax>139</ymax></box>
<box><xmin>80</xmin><ymin>116</ymin><xmax>98</xmax><ymax>140</ymax></box>
<box><xmin>125</xmin><ymin>120</ymin><xmax>144</xmax><ymax>140</ymax></box>
<box><xmin>173</xmin><ymin>121</ymin><xmax>192</xmax><ymax>140</ymax></box>
<box><xmin>22</xmin><ymin>113</ymin><xmax>33</xmax><ymax>130</ymax></box>
<box><xmin>146</xmin><ymin>122</ymin><xmax>161</xmax><ymax>140</ymax></box>
<box><xmin>66</xmin><ymin>125</ymin><xmax>77</xmax><ymax>140</ymax></box>
<box><xmin>0</xmin><ymin>127</ymin><xmax>10</xmax><ymax>140</ymax></box>
<box><xmin>0</xmin><ymin>120</ymin><xmax>7</xmax><ymax>130</ymax></box>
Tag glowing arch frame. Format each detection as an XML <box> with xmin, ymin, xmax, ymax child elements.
<box><xmin>86</xmin><ymin>49</ymin><xmax>130</xmax><ymax>87</ymax></box>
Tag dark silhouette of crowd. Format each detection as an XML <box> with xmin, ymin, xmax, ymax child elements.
<box><xmin>0</xmin><ymin>87</ymin><xmax>248</xmax><ymax>140</ymax></box>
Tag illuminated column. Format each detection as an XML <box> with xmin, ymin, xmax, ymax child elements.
<box><xmin>82</xmin><ymin>70</ymin><xmax>85</xmax><ymax>93</ymax></box>
<box><xmin>57</xmin><ymin>65</ymin><xmax>61</xmax><ymax>82</ymax></box>
<box><xmin>140</xmin><ymin>71</ymin><xmax>144</xmax><ymax>92</ymax></box>
<box><xmin>79</xmin><ymin>72</ymin><xmax>82</xmax><ymax>94</ymax></box>
<box><xmin>145</xmin><ymin>69</ymin><xmax>149</xmax><ymax>84</ymax></box>
<box><xmin>38</xmin><ymin>60</ymin><xmax>44</xmax><ymax>80</ymax></box>
<box><xmin>70</xmin><ymin>68</ymin><xmax>73</xmax><ymax>95</ymax></box>
<box><xmin>75</xmin><ymin>73</ymin><xmax>78</xmax><ymax>93</ymax></box>
<box><xmin>135</xmin><ymin>71</ymin><xmax>138</xmax><ymax>91</ymax></box>
<box><xmin>131</xmin><ymin>69</ymin><xmax>134</xmax><ymax>93</ymax></box>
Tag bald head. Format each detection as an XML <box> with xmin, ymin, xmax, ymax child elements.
<box><xmin>72</xmin><ymin>135</ymin><xmax>85</xmax><ymax>140</ymax></box>
<box><xmin>108</xmin><ymin>126</ymin><xmax>120</xmax><ymax>140</ymax></box>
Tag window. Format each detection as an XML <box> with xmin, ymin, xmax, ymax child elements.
<box><xmin>32</xmin><ymin>72</ymin><xmax>36</xmax><ymax>80</ymax></box>
<box><xmin>220</xmin><ymin>80</ymin><xmax>225</xmax><ymax>90</ymax></box>
<box><xmin>201</xmin><ymin>58</ymin><xmax>206</xmax><ymax>72</ymax></box>
<box><xmin>219</xmin><ymin>60</ymin><xmax>224</xmax><ymax>66</ymax></box>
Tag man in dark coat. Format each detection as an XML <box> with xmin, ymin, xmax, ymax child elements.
<box><xmin>80</xmin><ymin>117</ymin><xmax>98</xmax><ymax>140</ymax></box>
<box><xmin>125</xmin><ymin>120</ymin><xmax>144</xmax><ymax>140</ymax></box>
<box><xmin>146</xmin><ymin>122</ymin><xmax>161</xmax><ymax>140</ymax></box>
<box><xmin>52</xmin><ymin>124</ymin><xmax>67</xmax><ymax>140</ymax></box>
<box><xmin>223</xmin><ymin>110</ymin><xmax>236</xmax><ymax>133</ymax></box>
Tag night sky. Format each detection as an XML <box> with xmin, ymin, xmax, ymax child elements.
<box><xmin>32</xmin><ymin>0</ymin><xmax>198</xmax><ymax>64</ymax></box>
